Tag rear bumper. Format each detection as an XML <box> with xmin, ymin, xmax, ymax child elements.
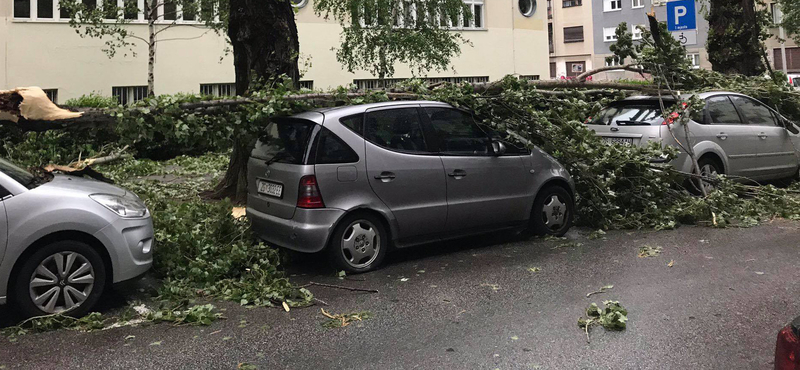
<box><xmin>247</xmin><ymin>207</ymin><xmax>345</xmax><ymax>253</ymax></box>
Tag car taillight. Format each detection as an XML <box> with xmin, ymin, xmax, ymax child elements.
<box><xmin>776</xmin><ymin>325</ymin><xmax>800</xmax><ymax>370</ymax></box>
<box><xmin>297</xmin><ymin>175</ymin><xmax>324</xmax><ymax>208</ymax></box>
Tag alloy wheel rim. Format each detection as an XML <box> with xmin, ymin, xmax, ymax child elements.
<box><xmin>29</xmin><ymin>252</ymin><xmax>95</xmax><ymax>314</ymax></box>
<box><xmin>341</xmin><ymin>220</ymin><xmax>380</xmax><ymax>269</ymax></box>
<box><xmin>542</xmin><ymin>194</ymin><xmax>567</xmax><ymax>231</ymax></box>
<box><xmin>701</xmin><ymin>164</ymin><xmax>719</xmax><ymax>193</ymax></box>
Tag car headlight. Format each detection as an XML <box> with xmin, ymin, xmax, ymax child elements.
<box><xmin>90</xmin><ymin>193</ymin><xmax>148</xmax><ymax>218</ymax></box>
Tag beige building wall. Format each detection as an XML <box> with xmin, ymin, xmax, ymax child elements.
<box><xmin>548</xmin><ymin>0</ymin><xmax>595</xmax><ymax>78</ymax></box>
<box><xmin>1</xmin><ymin>0</ymin><xmax>549</xmax><ymax>102</ymax></box>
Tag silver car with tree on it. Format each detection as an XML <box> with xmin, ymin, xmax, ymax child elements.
<box><xmin>0</xmin><ymin>159</ymin><xmax>153</xmax><ymax>318</ymax></box>
<box><xmin>246</xmin><ymin>101</ymin><xmax>575</xmax><ymax>273</ymax></box>
<box><xmin>586</xmin><ymin>91</ymin><xmax>800</xmax><ymax>192</ymax></box>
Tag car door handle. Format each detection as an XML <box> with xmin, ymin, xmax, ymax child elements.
<box><xmin>716</xmin><ymin>132</ymin><xmax>728</xmax><ymax>140</ymax></box>
<box><xmin>374</xmin><ymin>172</ymin><xmax>396</xmax><ymax>182</ymax></box>
<box><xmin>448</xmin><ymin>169</ymin><xmax>467</xmax><ymax>178</ymax></box>
<box><xmin>758</xmin><ymin>132</ymin><xmax>768</xmax><ymax>139</ymax></box>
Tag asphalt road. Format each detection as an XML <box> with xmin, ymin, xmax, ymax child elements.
<box><xmin>2</xmin><ymin>221</ymin><xmax>800</xmax><ymax>369</ymax></box>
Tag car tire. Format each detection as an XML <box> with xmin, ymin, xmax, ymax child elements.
<box><xmin>12</xmin><ymin>240</ymin><xmax>107</xmax><ymax>318</ymax></box>
<box><xmin>689</xmin><ymin>157</ymin><xmax>724</xmax><ymax>195</ymax></box>
<box><xmin>527</xmin><ymin>185</ymin><xmax>574</xmax><ymax>237</ymax></box>
<box><xmin>327</xmin><ymin>213</ymin><xmax>388</xmax><ymax>273</ymax></box>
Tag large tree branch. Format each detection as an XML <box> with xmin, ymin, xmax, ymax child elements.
<box><xmin>575</xmin><ymin>64</ymin><xmax>648</xmax><ymax>82</ymax></box>
<box><xmin>0</xmin><ymin>80</ymin><xmax>655</xmax><ymax>131</ymax></box>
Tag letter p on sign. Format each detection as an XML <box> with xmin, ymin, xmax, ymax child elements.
<box><xmin>667</xmin><ymin>0</ymin><xmax>697</xmax><ymax>31</ymax></box>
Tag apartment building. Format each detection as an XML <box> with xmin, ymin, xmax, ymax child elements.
<box><xmin>547</xmin><ymin>0</ymin><xmax>596</xmax><ymax>79</ymax></box>
<box><xmin>767</xmin><ymin>1</ymin><xmax>800</xmax><ymax>75</ymax></box>
<box><xmin>591</xmin><ymin>0</ymin><xmax>710</xmax><ymax>80</ymax></box>
<box><xmin>1</xmin><ymin>0</ymin><xmax>550</xmax><ymax>103</ymax></box>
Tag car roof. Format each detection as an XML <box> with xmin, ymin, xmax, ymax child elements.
<box><xmin>295</xmin><ymin>100</ymin><xmax>452</xmax><ymax>120</ymax></box>
<box><xmin>621</xmin><ymin>91</ymin><xmax>750</xmax><ymax>102</ymax></box>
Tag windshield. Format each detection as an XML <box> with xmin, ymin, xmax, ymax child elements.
<box><xmin>587</xmin><ymin>103</ymin><xmax>664</xmax><ymax>126</ymax></box>
<box><xmin>253</xmin><ymin>119</ymin><xmax>317</xmax><ymax>164</ymax></box>
<box><xmin>0</xmin><ymin>158</ymin><xmax>36</xmax><ymax>188</ymax></box>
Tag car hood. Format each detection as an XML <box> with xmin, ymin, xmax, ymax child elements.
<box><xmin>37</xmin><ymin>174</ymin><xmax>127</xmax><ymax>196</ymax></box>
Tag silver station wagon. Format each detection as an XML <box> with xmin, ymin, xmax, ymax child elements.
<box><xmin>246</xmin><ymin>101</ymin><xmax>575</xmax><ymax>272</ymax></box>
<box><xmin>587</xmin><ymin>92</ymin><xmax>800</xmax><ymax>192</ymax></box>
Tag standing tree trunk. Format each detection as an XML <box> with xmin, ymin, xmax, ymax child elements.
<box><xmin>707</xmin><ymin>0</ymin><xmax>767</xmax><ymax>76</ymax></box>
<box><xmin>209</xmin><ymin>0</ymin><xmax>301</xmax><ymax>202</ymax></box>
<box><xmin>148</xmin><ymin>21</ymin><xmax>156</xmax><ymax>97</ymax></box>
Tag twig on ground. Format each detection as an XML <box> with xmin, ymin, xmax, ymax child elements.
<box><xmin>299</xmin><ymin>282</ymin><xmax>379</xmax><ymax>293</ymax></box>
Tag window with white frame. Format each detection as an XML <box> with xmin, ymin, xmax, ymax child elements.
<box><xmin>200</xmin><ymin>83</ymin><xmax>236</xmax><ymax>97</ymax></box>
<box><xmin>299</xmin><ymin>80</ymin><xmax>315</xmax><ymax>90</ymax></box>
<box><xmin>632</xmin><ymin>24</ymin><xmax>645</xmax><ymax>40</ymax></box>
<box><xmin>603</xmin><ymin>27</ymin><xmax>618</xmax><ymax>42</ymax></box>
<box><xmin>631</xmin><ymin>0</ymin><xmax>644</xmax><ymax>8</ymax></box>
<box><xmin>13</xmin><ymin>0</ymin><xmax>207</xmax><ymax>23</ymax></box>
<box><xmin>43</xmin><ymin>89</ymin><xmax>58</xmax><ymax>104</ymax></box>
<box><xmin>687</xmin><ymin>53</ymin><xmax>700</xmax><ymax>69</ymax></box>
<box><xmin>112</xmin><ymin>85</ymin><xmax>149</xmax><ymax>105</ymax></box>
<box><xmin>354</xmin><ymin>76</ymin><xmax>489</xmax><ymax>90</ymax></box>
<box><xmin>772</xmin><ymin>3</ymin><xmax>783</xmax><ymax>24</ymax></box>
<box><xmin>605</xmin><ymin>57</ymin><xmax>624</xmax><ymax>67</ymax></box>
<box><xmin>363</xmin><ymin>0</ymin><xmax>483</xmax><ymax>30</ymax></box>
<box><xmin>604</xmin><ymin>0</ymin><xmax>622</xmax><ymax>12</ymax></box>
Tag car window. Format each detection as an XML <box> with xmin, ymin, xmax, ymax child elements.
<box><xmin>340</xmin><ymin>115</ymin><xmax>364</xmax><ymax>136</ymax></box>
<box><xmin>365</xmin><ymin>108</ymin><xmax>429</xmax><ymax>153</ymax></box>
<box><xmin>314</xmin><ymin>127</ymin><xmax>359</xmax><ymax>164</ymax></box>
<box><xmin>424</xmin><ymin>107</ymin><xmax>490</xmax><ymax>155</ymax></box>
<box><xmin>586</xmin><ymin>103</ymin><xmax>663</xmax><ymax>126</ymax></box>
<box><xmin>0</xmin><ymin>185</ymin><xmax>9</xmax><ymax>198</ymax></box>
<box><xmin>731</xmin><ymin>96</ymin><xmax>778</xmax><ymax>126</ymax></box>
<box><xmin>0</xmin><ymin>158</ymin><xmax>35</xmax><ymax>188</ymax></box>
<box><xmin>706</xmin><ymin>96</ymin><xmax>742</xmax><ymax>124</ymax></box>
<box><xmin>254</xmin><ymin>118</ymin><xmax>316</xmax><ymax>164</ymax></box>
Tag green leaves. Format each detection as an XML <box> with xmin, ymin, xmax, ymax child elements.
<box><xmin>578</xmin><ymin>300</ymin><xmax>629</xmax><ymax>343</ymax></box>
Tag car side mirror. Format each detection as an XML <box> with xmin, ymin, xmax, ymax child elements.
<box><xmin>491</xmin><ymin>141</ymin><xmax>506</xmax><ymax>156</ymax></box>
<box><xmin>783</xmin><ymin>119</ymin><xmax>800</xmax><ymax>135</ymax></box>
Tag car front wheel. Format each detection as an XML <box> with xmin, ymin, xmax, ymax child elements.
<box><xmin>13</xmin><ymin>240</ymin><xmax>106</xmax><ymax>318</ymax></box>
<box><xmin>528</xmin><ymin>185</ymin><xmax>574</xmax><ymax>237</ymax></box>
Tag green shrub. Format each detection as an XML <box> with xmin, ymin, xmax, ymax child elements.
<box><xmin>64</xmin><ymin>93</ymin><xmax>120</xmax><ymax>108</ymax></box>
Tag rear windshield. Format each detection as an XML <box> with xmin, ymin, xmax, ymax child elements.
<box><xmin>253</xmin><ymin>119</ymin><xmax>317</xmax><ymax>164</ymax></box>
<box><xmin>587</xmin><ymin>103</ymin><xmax>664</xmax><ymax>126</ymax></box>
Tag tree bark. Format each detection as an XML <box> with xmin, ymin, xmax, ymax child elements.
<box><xmin>147</xmin><ymin>0</ymin><xmax>156</xmax><ymax>96</ymax></box>
<box><xmin>213</xmin><ymin>0</ymin><xmax>301</xmax><ymax>202</ymax></box>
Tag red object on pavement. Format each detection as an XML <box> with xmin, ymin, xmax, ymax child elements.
<box><xmin>776</xmin><ymin>324</ymin><xmax>800</xmax><ymax>370</ymax></box>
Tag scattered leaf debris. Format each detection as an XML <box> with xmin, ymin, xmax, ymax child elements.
<box><xmin>577</xmin><ymin>301</ymin><xmax>629</xmax><ymax>343</ymax></box>
<box><xmin>321</xmin><ymin>308</ymin><xmax>373</xmax><ymax>328</ymax></box>
<box><xmin>667</xmin><ymin>259</ymin><xmax>675</xmax><ymax>267</ymax></box>
<box><xmin>638</xmin><ymin>245</ymin><xmax>662</xmax><ymax>258</ymax></box>
<box><xmin>528</xmin><ymin>267</ymin><xmax>541</xmax><ymax>273</ymax></box>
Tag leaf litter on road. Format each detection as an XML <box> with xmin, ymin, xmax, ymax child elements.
<box><xmin>577</xmin><ymin>301</ymin><xmax>629</xmax><ymax>343</ymax></box>
<box><xmin>638</xmin><ymin>245</ymin><xmax>662</xmax><ymax>258</ymax></box>
<box><xmin>320</xmin><ymin>308</ymin><xmax>373</xmax><ymax>328</ymax></box>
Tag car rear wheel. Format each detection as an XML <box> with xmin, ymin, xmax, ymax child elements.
<box><xmin>13</xmin><ymin>240</ymin><xmax>106</xmax><ymax>318</ymax></box>
<box><xmin>527</xmin><ymin>185</ymin><xmax>574</xmax><ymax>237</ymax></box>
<box><xmin>328</xmin><ymin>213</ymin><xmax>388</xmax><ymax>273</ymax></box>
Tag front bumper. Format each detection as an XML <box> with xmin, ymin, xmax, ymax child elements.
<box><xmin>94</xmin><ymin>215</ymin><xmax>154</xmax><ymax>283</ymax></box>
<box><xmin>247</xmin><ymin>207</ymin><xmax>345</xmax><ymax>253</ymax></box>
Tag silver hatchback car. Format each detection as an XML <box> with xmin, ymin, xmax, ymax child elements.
<box><xmin>587</xmin><ymin>92</ymin><xmax>800</xmax><ymax>191</ymax></box>
<box><xmin>0</xmin><ymin>159</ymin><xmax>153</xmax><ymax>317</ymax></box>
<box><xmin>246</xmin><ymin>101</ymin><xmax>575</xmax><ymax>272</ymax></box>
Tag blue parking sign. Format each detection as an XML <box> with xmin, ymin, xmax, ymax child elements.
<box><xmin>667</xmin><ymin>0</ymin><xmax>697</xmax><ymax>31</ymax></box>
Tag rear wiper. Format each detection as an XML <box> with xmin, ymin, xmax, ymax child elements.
<box><xmin>615</xmin><ymin>120</ymin><xmax>653</xmax><ymax>126</ymax></box>
<box><xmin>265</xmin><ymin>152</ymin><xmax>294</xmax><ymax>165</ymax></box>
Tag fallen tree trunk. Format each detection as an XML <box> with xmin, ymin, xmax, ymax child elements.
<box><xmin>0</xmin><ymin>79</ymin><xmax>656</xmax><ymax>130</ymax></box>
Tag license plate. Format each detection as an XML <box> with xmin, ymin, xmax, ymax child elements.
<box><xmin>603</xmin><ymin>137</ymin><xmax>634</xmax><ymax>145</ymax></box>
<box><xmin>257</xmin><ymin>180</ymin><xmax>283</xmax><ymax>198</ymax></box>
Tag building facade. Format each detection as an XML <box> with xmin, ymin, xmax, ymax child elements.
<box><xmin>590</xmin><ymin>0</ymin><xmax>711</xmax><ymax>80</ymax></box>
<box><xmin>1</xmin><ymin>0</ymin><xmax>550</xmax><ymax>103</ymax></box>
<box><xmin>548</xmin><ymin>0</ymin><xmax>596</xmax><ymax>79</ymax></box>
